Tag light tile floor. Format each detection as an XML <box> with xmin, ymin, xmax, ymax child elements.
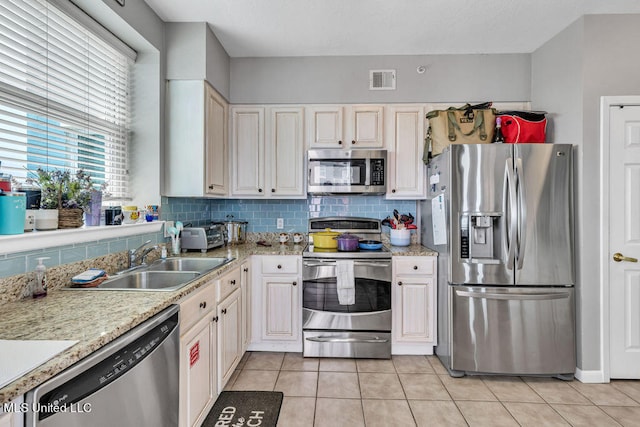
<box><xmin>224</xmin><ymin>352</ymin><xmax>640</xmax><ymax>426</ymax></box>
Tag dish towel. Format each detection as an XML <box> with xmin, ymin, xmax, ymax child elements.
<box><xmin>336</xmin><ymin>260</ymin><xmax>355</xmax><ymax>305</ymax></box>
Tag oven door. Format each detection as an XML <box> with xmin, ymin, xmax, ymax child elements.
<box><xmin>302</xmin><ymin>259</ymin><xmax>391</xmax><ymax>331</ymax></box>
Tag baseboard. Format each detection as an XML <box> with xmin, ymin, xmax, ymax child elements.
<box><xmin>247</xmin><ymin>342</ymin><xmax>302</xmax><ymax>352</ymax></box>
<box><xmin>391</xmin><ymin>344</ymin><xmax>435</xmax><ymax>356</ymax></box>
<box><xmin>574</xmin><ymin>367</ymin><xmax>606</xmax><ymax>383</ymax></box>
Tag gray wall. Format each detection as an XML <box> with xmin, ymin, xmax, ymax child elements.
<box><xmin>532</xmin><ymin>13</ymin><xmax>640</xmax><ymax>374</ymax></box>
<box><xmin>166</xmin><ymin>23</ymin><xmax>231</xmax><ymax>100</ymax></box>
<box><xmin>230</xmin><ymin>54</ymin><xmax>531</xmax><ymax>104</ymax></box>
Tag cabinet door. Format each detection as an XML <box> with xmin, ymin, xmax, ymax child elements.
<box><xmin>393</xmin><ymin>276</ymin><xmax>434</xmax><ymax>343</ymax></box>
<box><xmin>218</xmin><ymin>289</ymin><xmax>241</xmax><ymax>391</ymax></box>
<box><xmin>350</xmin><ymin>105</ymin><xmax>384</xmax><ymax>148</ymax></box>
<box><xmin>386</xmin><ymin>105</ymin><xmax>426</xmax><ymax>199</ymax></box>
<box><xmin>269</xmin><ymin>107</ymin><xmax>305</xmax><ymax>197</ymax></box>
<box><xmin>240</xmin><ymin>261</ymin><xmax>251</xmax><ymax>352</ymax></box>
<box><xmin>306</xmin><ymin>106</ymin><xmax>343</xmax><ymax>148</ymax></box>
<box><xmin>180</xmin><ymin>315</ymin><xmax>216</xmax><ymax>427</ymax></box>
<box><xmin>261</xmin><ymin>276</ymin><xmax>299</xmax><ymax>341</ymax></box>
<box><xmin>205</xmin><ymin>84</ymin><xmax>228</xmax><ymax>196</ymax></box>
<box><xmin>231</xmin><ymin>107</ymin><xmax>265</xmax><ymax>196</ymax></box>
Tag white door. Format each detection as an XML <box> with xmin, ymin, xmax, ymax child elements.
<box><xmin>269</xmin><ymin>107</ymin><xmax>305</xmax><ymax>196</ymax></box>
<box><xmin>609</xmin><ymin>104</ymin><xmax>640</xmax><ymax>378</ymax></box>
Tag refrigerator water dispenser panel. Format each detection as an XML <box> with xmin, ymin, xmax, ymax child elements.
<box><xmin>460</xmin><ymin>214</ymin><xmax>500</xmax><ymax>261</ymax></box>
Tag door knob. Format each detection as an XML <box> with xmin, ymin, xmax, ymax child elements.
<box><xmin>613</xmin><ymin>252</ymin><xmax>638</xmax><ymax>263</ymax></box>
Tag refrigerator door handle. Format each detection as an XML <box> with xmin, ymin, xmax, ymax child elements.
<box><xmin>504</xmin><ymin>158</ymin><xmax>518</xmax><ymax>270</ymax></box>
<box><xmin>455</xmin><ymin>289</ymin><xmax>572</xmax><ymax>301</ymax></box>
<box><xmin>515</xmin><ymin>156</ymin><xmax>527</xmax><ymax>270</ymax></box>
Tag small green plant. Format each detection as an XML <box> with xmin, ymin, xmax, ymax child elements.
<box><xmin>26</xmin><ymin>168</ymin><xmax>103</xmax><ymax>210</ymax></box>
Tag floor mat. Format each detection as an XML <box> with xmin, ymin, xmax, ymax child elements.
<box><xmin>202</xmin><ymin>391</ymin><xmax>284</xmax><ymax>427</ymax></box>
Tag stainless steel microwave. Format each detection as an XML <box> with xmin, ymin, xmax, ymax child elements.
<box><xmin>307</xmin><ymin>149</ymin><xmax>387</xmax><ymax>195</ymax></box>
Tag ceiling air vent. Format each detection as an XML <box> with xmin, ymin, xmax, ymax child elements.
<box><xmin>369</xmin><ymin>69</ymin><xmax>396</xmax><ymax>90</ymax></box>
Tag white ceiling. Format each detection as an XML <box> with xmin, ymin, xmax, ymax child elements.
<box><xmin>143</xmin><ymin>0</ymin><xmax>640</xmax><ymax>57</ymax></box>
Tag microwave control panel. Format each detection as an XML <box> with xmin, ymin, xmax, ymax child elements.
<box><xmin>370</xmin><ymin>159</ymin><xmax>385</xmax><ymax>185</ymax></box>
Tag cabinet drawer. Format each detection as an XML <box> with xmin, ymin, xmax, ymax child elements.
<box><xmin>394</xmin><ymin>257</ymin><xmax>435</xmax><ymax>276</ymax></box>
<box><xmin>180</xmin><ymin>282</ymin><xmax>216</xmax><ymax>332</ymax></box>
<box><xmin>261</xmin><ymin>256</ymin><xmax>298</xmax><ymax>274</ymax></box>
<box><xmin>218</xmin><ymin>268</ymin><xmax>241</xmax><ymax>302</ymax></box>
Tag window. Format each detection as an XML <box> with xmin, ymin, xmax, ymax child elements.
<box><xmin>0</xmin><ymin>0</ymin><xmax>135</xmax><ymax>201</ymax></box>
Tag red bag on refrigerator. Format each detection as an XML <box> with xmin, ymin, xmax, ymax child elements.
<box><xmin>497</xmin><ymin>111</ymin><xmax>547</xmax><ymax>143</ymax></box>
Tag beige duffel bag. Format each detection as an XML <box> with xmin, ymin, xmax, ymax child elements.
<box><xmin>424</xmin><ymin>103</ymin><xmax>496</xmax><ymax>161</ymax></box>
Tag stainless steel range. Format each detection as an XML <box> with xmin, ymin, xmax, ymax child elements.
<box><xmin>302</xmin><ymin>217</ymin><xmax>392</xmax><ymax>359</ymax></box>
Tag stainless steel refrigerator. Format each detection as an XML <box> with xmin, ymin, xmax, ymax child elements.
<box><xmin>421</xmin><ymin>144</ymin><xmax>575</xmax><ymax>378</ymax></box>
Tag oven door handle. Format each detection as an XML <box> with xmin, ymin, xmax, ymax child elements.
<box><xmin>305</xmin><ymin>335</ymin><xmax>389</xmax><ymax>344</ymax></box>
<box><xmin>303</xmin><ymin>260</ymin><xmax>391</xmax><ymax>268</ymax></box>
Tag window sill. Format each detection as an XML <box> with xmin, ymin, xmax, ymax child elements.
<box><xmin>0</xmin><ymin>222</ymin><xmax>165</xmax><ymax>256</ymax></box>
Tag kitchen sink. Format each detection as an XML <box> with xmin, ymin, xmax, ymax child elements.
<box><xmin>96</xmin><ymin>271</ymin><xmax>201</xmax><ymax>291</ymax></box>
<box><xmin>145</xmin><ymin>257</ymin><xmax>233</xmax><ymax>273</ymax></box>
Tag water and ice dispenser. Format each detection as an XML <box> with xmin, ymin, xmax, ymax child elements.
<box><xmin>460</xmin><ymin>214</ymin><xmax>499</xmax><ymax>261</ymax></box>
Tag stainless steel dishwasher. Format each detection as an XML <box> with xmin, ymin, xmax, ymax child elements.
<box><xmin>25</xmin><ymin>305</ymin><xmax>180</xmax><ymax>427</ymax></box>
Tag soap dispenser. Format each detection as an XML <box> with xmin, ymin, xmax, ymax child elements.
<box><xmin>32</xmin><ymin>257</ymin><xmax>49</xmax><ymax>298</ymax></box>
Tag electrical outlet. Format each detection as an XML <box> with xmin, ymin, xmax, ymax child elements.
<box><xmin>276</xmin><ymin>218</ymin><xmax>284</xmax><ymax>229</ymax></box>
<box><xmin>164</xmin><ymin>221</ymin><xmax>174</xmax><ymax>237</ymax></box>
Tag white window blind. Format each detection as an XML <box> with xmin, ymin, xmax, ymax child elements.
<box><xmin>0</xmin><ymin>0</ymin><xmax>133</xmax><ymax>201</ymax></box>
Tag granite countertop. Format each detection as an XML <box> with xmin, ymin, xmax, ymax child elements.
<box><xmin>0</xmin><ymin>241</ymin><xmax>436</xmax><ymax>403</ymax></box>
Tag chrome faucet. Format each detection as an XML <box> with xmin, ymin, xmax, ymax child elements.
<box><xmin>128</xmin><ymin>240</ymin><xmax>158</xmax><ymax>268</ymax></box>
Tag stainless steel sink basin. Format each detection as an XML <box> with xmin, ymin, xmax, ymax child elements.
<box><xmin>95</xmin><ymin>271</ymin><xmax>200</xmax><ymax>291</ymax></box>
<box><xmin>145</xmin><ymin>257</ymin><xmax>233</xmax><ymax>273</ymax></box>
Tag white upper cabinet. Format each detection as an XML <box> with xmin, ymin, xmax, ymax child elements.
<box><xmin>386</xmin><ymin>105</ymin><xmax>427</xmax><ymax>199</ymax></box>
<box><xmin>230</xmin><ymin>106</ymin><xmax>305</xmax><ymax>198</ymax></box>
<box><xmin>349</xmin><ymin>105</ymin><xmax>384</xmax><ymax>148</ymax></box>
<box><xmin>268</xmin><ymin>107</ymin><xmax>305</xmax><ymax>197</ymax></box>
<box><xmin>306</xmin><ymin>105</ymin><xmax>384</xmax><ymax>149</ymax></box>
<box><xmin>165</xmin><ymin>80</ymin><xmax>228</xmax><ymax>197</ymax></box>
<box><xmin>230</xmin><ymin>107</ymin><xmax>265</xmax><ymax>196</ymax></box>
<box><xmin>306</xmin><ymin>105</ymin><xmax>343</xmax><ymax>148</ymax></box>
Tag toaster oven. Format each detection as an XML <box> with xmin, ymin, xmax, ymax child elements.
<box><xmin>181</xmin><ymin>225</ymin><xmax>225</xmax><ymax>252</ymax></box>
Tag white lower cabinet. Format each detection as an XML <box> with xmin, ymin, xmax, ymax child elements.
<box><xmin>217</xmin><ymin>268</ymin><xmax>243</xmax><ymax>393</ymax></box>
<box><xmin>240</xmin><ymin>260</ymin><xmax>251</xmax><ymax>352</ymax></box>
<box><xmin>0</xmin><ymin>395</ymin><xmax>23</xmax><ymax>427</ymax></box>
<box><xmin>249</xmin><ymin>255</ymin><xmax>302</xmax><ymax>352</ymax></box>
<box><xmin>392</xmin><ymin>256</ymin><xmax>437</xmax><ymax>355</ymax></box>
<box><xmin>179</xmin><ymin>283</ymin><xmax>217</xmax><ymax>427</ymax></box>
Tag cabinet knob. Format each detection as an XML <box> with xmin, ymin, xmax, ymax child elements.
<box><xmin>413</xmin><ymin>265</ymin><xmax>418</xmax><ymax>270</ymax></box>
<box><xmin>392</xmin><ymin>189</ymin><xmax>396</xmax><ymax>193</ymax></box>
<box><xmin>351</xmin><ymin>140</ymin><xmax>356</xmax><ymax>145</ymax></box>
<box><xmin>398</xmin><ymin>281</ymin><xmax>403</xmax><ymax>286</ymax></box>
<box><xmin>243</xmin><ymin>268</ymin><xmax>249</xmax><ymax>272</ymax></box>
<box><xmin>277</xmin><ymin>264</ymin><xmax>282</xmax><ymax>269</ymax></box>
<box><xmin>292</xmin><ymin>281</ymin><xmax>297</xmax><ymax>286</ymax></box>
<box><xmin>200</xmin><ymin>301</ymin><xmax>207</xmax><ymax>309</ymax></box>
<box><xmin>271</xmin><ymin>188</ymin><xmax>275</xmax><ymax>193</ymax></box>
<box><xmin>338</xmin><ymin>140</ymin><xmax>343</xmax><ymax>145</ymax></box>
<box><xmin>208</xmin><ymin>184</ymin><xmax>214</xmax><ymax>189</ymax></box>
<box><xmin>230</xmin><ymin>279</ymin><xmax>236</xmax><ymax>285</ymax></box>
<box><xmin>258</xmin><ymin>188</ymin><xmax>263</xmax><ymax>193</ymax></box>
<box><xmin>221</xmin><ymin>308</ymin><xmax>227</xmax><ymax>315</ymax></box>
<box><xmin>212</xmin><ymin>316</ymin><xmax>219</xmax><ymax>322</ymax></box>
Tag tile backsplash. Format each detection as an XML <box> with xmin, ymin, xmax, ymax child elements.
<box><xmin>0</xmin><ymin>195</ymin><xmax>416</xmax><ymax>281</ymax></box>
<box><xmin>162</xmin><ymin>196</ymin><xmax>417</xmax><ymax>233</ymax></box>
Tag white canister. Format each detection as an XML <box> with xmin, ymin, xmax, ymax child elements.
<box><xmin>390</xmin><ymin>228</ymin><xmax>411</xmax><ymax>246</ymax></box>
<box><xmin>35</xmin><ymin>209</ymin><xmax>59</xmax><ymax>231</ymax></box>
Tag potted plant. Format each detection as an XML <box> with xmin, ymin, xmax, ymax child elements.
<box><xmin>26</xmin><ymin>168</ymin><xmax>100</xmax><ymax>229</ymax></box>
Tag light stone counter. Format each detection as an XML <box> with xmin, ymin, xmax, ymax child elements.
<box><xmin>0</xmin><ymin>241</ymin><xmax>437</xmax><ymax>403</ymax></box>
